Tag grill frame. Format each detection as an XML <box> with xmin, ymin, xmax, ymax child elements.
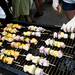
<box><xmin>0</xmin><ymin>20</ymin><xmax>75</xmax><ymax>75</ymax></box>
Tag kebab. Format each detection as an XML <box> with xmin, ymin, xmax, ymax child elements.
<box><xmin>0</xmin><ymin>54</ymin><xmax>20</xmax><ymax>64</ymax></box>
<box><xmin>2</xmin><ymin>32</ymin><xmax>38</xmax><ymax>45</ymax></box>
<box><xmin>53</xmin><ymin>32</ymin><xmax>75</xmax><ymax>39</ymax></box>
<box><xmin>28</xmin><ymin>25</ymin><xmax>51</xmax><ymax>32</ymax></box>
<box><xmin>17</xmin><ymin>64</ymin><xmax>48</xmax><ymax>75</ymax></box>
<box><xmin>6</xmin><ymin>23</ymin><xmax>22</xmax><ymax>29</ymax></box>
<box><xmin>0</xmin><ymin>49</ymin><xmax>20</xmax><ymax>59</ymax></box>
<box><xmin>3</xmin><ymin>27</ymin><xmax>18</xmax><ymax>33</ymax></box>
<box><xmin>14</xmin><ymin>36</ymin><xmax>38</xmax><ymax>45</ymax></box>
<box><xmin>26</xmin><ymin>53</ymin><xmax>55</xmax><ymax>67</ymax></box>
<box><xmin>1</xmin><ymin>33</ymin><xmax>16</xmax><ymax>42</ymax></box>
<box><xmin>23</xmin><ymin>31</ymin><xmax>48</xmax><ymax>37</ymax></box>
<box><xmin>44</xmin><ymin>38</ymin><xmax>73</xmax><ymax>48</ymax></box>
<box><xmin>10</xmin><ymin>42</ymin><xmax>30</xmax><ymax>51</ymax></box>
<box><xmin>39</xmin><ymin>46</ymin><xmax>73</xmax><ymax>58</ymax></box>
<box><xmin>0</xmin><ymin>49</ymin><xmax>26</xmax><ymax>59</ymax></box>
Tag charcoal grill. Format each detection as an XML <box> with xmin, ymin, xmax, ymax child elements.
<box><xmin>0</xmin><ymin>20</ymin><xmax>75</xmax><ymax>75</ymax></box>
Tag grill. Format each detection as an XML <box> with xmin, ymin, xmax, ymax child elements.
<box><xmin>0</xmin><ymin>20</ymin><xmax>75</xmax><ymax>75</ymax></box>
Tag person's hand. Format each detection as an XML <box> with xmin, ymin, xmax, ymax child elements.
<box><xmin>61</xmin><ymin>23</ymin><xmax>75</xmax><ymax>32</ymax></box>
<box><xmin>61</xmin><ymin>17</ymin><xmax>75</xmax><ymax>32</ymax></box>
<box><xmin>52</xmin><ymin>0</ymin><xmax>62</xmax><ymax>14</ymax></box>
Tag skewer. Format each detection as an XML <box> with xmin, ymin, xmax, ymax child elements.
<box><xmin>16</xmin><ymin>64</ymin><xmax>48</xmax><ymax>75</ymax></box>
<box><xmin>16</xmin><ymin>64</ymin><xmax>23</xmax><ymax>68</ymax></box>
<box><xmin>66</xmin><ymin>45</ymin><xmax>73</xmax><ymax>48</ymax></box>
<box><xmin>49</xmin><ymin>63</ymin><xmax>56</xmax><ymax>67</ymax></box>
<box><xmin>63</xmin><ymin>55</ymin><xmax>73</xmax><ymax>58</ymax></box>
<box><xmin>20</xmin><ymin>54</ymin><xmax>55</xmax><ymax>67</ymax></box>
<box><xmin>37</xmin><ymin>47</ymin><xmax>73</xmax><ymax>59</ymax></box>
<box><xmin>0</xmin><ymin>54</ymin><xmax>20</xmax><ymax>65</ymax></box>
<box><xmin>42</xmin><ymin>39</ymin><xmax>73</xmax><ymax>48</ymax></box>
<box><xmin>42</xmin><ymin>33</ymin><xmax>49</xmax><ymax>34</ymax></box>
<box><xmin>45</xmin><ymin>30</ymin><xmax>51</xmax><ymax>32</ymax></box>
<box><xmin>0</xmin><ymin>49</ymin><xmax>27</xmax><ymax>58</ymax></box>
<box><xmin>20</xmin><ymin>54</ymin><xmax>26</xmax><ymax>57</ymax></box>
<box><xmin>25</xmin><ymin>53</ymin><xmax>55</xmax><ymax>67</ymax></box>
<box><xmin>13</xmin><ymin>61</ymin><xmax>20</xmax><ymax>64</ymax></box>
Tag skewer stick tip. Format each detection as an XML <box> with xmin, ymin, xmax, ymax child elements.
<box><xmin>14</xmin><ymin>61</ymin><xmax>20</xmax><ymax>64</ymax></box>
<box><xmin>63</xmin><ymin>55</ymin><xmax>73</xmax><ymax>58</ymax></box>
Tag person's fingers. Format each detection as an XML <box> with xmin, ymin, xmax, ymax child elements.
<box><xmin>70</xmin><ymin>26</ymin><xmax>74</xmax><ymax>32</ymax></box>
<box><xmin>52</xmin><ymin>0</ymin><xmax>59</xmax><ymax>11</ymax></box>
<box><xmin>66</xmin><ymin>25</ymin><xmax>71</xmax><ymax>32</ymax></box>
<box><xmin>57</xmin><ymin>5</ymin><xmax>62</xmax><ymax>13</ymax></box>
<box><xmin>52</xmin><ymin>4</ymin><xmax>58</xmax><ymax>11</ymax></box>
<box><xmin>64</xmin><ymin>25</ymin><xmax>67</xmax><ymax>32</ymax></box>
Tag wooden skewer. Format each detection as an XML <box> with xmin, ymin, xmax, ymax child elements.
<box><xmin>16</xmin><ymin>64</ymin><xmax>48</xmax><ymax>75</ymax></box>
<box><xmin>66</xmin><ymin>45</ymin><xmax>73</xmax><ymax>48</ymax></box>
<box><xmin>63</xmin><ymin>55</ymin><xmax>73</xmax><ymax>59</ymax></box>
<box><xmin>13</xmin><ymin>61</ymin><xmax>20</xmax><ymax>64</ymax></box>
<box><xmin>45</xmin><ymin>30</ymin><xmax>51</xmax><ymax>32</ymax></box>
<box><xmin>20</xmin><ymin>54</ymin><xmax>26</xmax><ymax>57</ymax></box>
<box><xmin>16</xmin><ymin>64</ymin><xmax>23</xmax><ymax>68</ymax></box>
<box><xmin>22</xmin><ymin>27</ymin><xmax>26</xmax><ymax>28</ymax></box>
<box><xmin>42</xmin><ymin>33</ymin><xmax>49</xmax><ymax>34</ymax></box>
<box><xmin>42</xmin><ymin>39</ymin><xmax>73</xmax><ymax>48</ymax></box>
<box><xmin>19</xmin><ymin>53</ymin><xmax>56</xmax><ymax>67</ymax></box>
<box><xmin>49</xmin><ymin>63</ymin><xmax>56</xmax><ymax>67</ymax></box>
<box><xmin>37</xmin><ymin>47</ymin><xmax>73</xmax><ymax>59</ymax></box>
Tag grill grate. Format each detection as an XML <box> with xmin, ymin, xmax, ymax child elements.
<box><xmin>0</xmin><ymin>22</ymin><xmax>75</xmax><ymax>75</ymax></box>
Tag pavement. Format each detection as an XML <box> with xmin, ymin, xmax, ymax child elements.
<box><xmin>33</xmin><ymin>4</ymin><xmax>68</xmax><ymax>26</ymax></box>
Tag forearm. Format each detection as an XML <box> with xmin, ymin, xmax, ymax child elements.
<box><xmin>52</xmin><ymin>0</ymin><xmax>59</xmax><ymax>11</ymax></box>
<box><xmin>53</xmin><ymin>0</ymin><xmax>59</xmax><ymax>6</ymax></box>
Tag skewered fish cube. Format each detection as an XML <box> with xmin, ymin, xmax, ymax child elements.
<box><xmin>26</xmin><ymin>53</ymin><xmax>33</xmax><ymax>61</ymax></box>
<box><xmin>23</xmin><ymin>65</ymin><xmax>36</xmax><ymax>75</ymax></box>
<box><xmin>0</xmin><ymin>42</ymin><xmax>2</xmax><ymax>46</ymax></box>
<box><xmin>30</xmin><ymin>38</ymin><xmax>38</xmax><ymax>45</ymax></box>
<box><xmin>23</xmin><ymin>64</ymin><xmax>46</xmax><ymax>75</ymax></box>
<box><xmin>0</xmin><ymin>54</ymin><xmax>4</xmax><ymax>60</ymax></box>
<box><xmin>24</xmin><ymin>38</ymin><xmax>30</xmax><ymax>43</ymax></box>
<box><xmin>53</xmin><ymin>32</ymin><xmax>58</xmax><ymax>38</ymax></box>
<box><xmin>39</xmin><ymin>58</ymin><xmax>50</xmax><ymax>67</ymax></box>
<box><xmin>32</xmin><ymin>56</ymin><xmax>40</xmax><ymax>64</ymax></box>
<box><xmin>35</xmin><ymin>67</ymin><xmax>45</xmax><ymax>75</ymax></box>
<box><xmin>50</xmin><ymin>50</ymin><xmax>63</xmax><ymax>58</ymax></box>
<box><xmin>3</xmin><ymin>49</ymin><xmax>20</xmax><ymax>58</ymax></box>
<box><xmin>3</xmin><ymin>56</ymin><xmax>14</xmax><ymax>64</ymax></box>
<box><xmin>23</xmin><ymin>31</ymin><xmax>32</xmax><ymax>36</ymax></box>
<box><xmin>70</xmin><ymin>33</ymin><xmax>75</xmax><ymax>39</ymax></box>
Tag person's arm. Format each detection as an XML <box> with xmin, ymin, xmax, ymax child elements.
<box><xmin>61</xmin><ymin>16</ymin><xmax>75</xmax><ymax>32</ymax></box>
<box><xmin>52</xmin><ymin>0</ymin><xmax>62</xmax><ymax>13</ymax></box>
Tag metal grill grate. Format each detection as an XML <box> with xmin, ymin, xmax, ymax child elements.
<box><xmin>0</xmin><ymin>22</ymin><xmax>75</xmax><ymax>75</ymax></box>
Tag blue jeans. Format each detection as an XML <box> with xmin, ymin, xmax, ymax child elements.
<box><xmin>62</xmin><ymin>1</ymin><xmax>75</xmax><ymax>11</ymax></box>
